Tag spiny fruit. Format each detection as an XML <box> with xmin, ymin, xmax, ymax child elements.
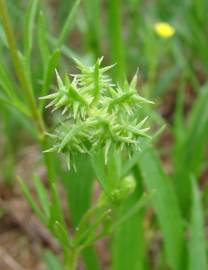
<box><xmin>41</xmin><ymin>57</ymin><xmax>152</xmax><ymax>169</ymax></box>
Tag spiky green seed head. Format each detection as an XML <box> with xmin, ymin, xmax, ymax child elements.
<box><xmin>42</xmin><ymin>58</ymin><xmax>153</xmax><ymax>169</ymax></box>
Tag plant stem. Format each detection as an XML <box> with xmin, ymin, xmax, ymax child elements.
<box><xmin>65</xmin><ymin>249</ymin><xmax>79</xmax><ymax>270</ymax></box>
<box><xmin>107</xmin><ymin>0</ymin><xmax>126</xmax><ymax>82</ymax></box>
<box><xmin>0</xmin><ymin>0</ymin><xmax>55</xmax><ymax>182</ymax></box>
<box><xmin>40</xmin><ymin>137</ymin><xmax>56</xmax><ymax>183</ymax></box>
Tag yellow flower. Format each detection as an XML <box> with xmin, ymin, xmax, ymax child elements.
<box><xmin>154</xmin><ymin>22</ymin><xmax>175</xmax><ymax>38</ymax></box>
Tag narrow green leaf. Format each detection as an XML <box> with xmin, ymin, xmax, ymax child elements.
<box><xmin>23</xmin><ymin>0</ymin><xmax>39</xmax><ymax>59</ymax></box>
<box><xmin>56</xmin><ymin>0</ymin><xmax>81</xmax><ymax>47</ymax></box>
<box><xmin>91</xmin><ymin>150</ymin><xmax>122</xmax><ymax>194</ymax></box>
<box><xmin>189</xmin><ymin>179</ymin><xmax>207</xmax><ymax>270</ymax></box>
<box><xmin>173</xmin><ymin>83</ymin><xmax>208</xmax><ymax>213</ymax></box>
<box><xmin>48</xmin><ymin>182</ymin><xmax>66</xmax><ymax>229</ymax></box>
<box><xmin>60</xmin><ymin>155</ymin><xmax>101</xmax><ymax>270</ymax></box>
<box><xmin>111</xmin><ymin>166</ymin><xmax>150</xmax><ymax>270</ymax></box>
<box><xmin>7</xmin><ymin>107</ymin><xmax>36</xmax><ymax>139</ymax></box>
<box><xmin>111</xmin><ymin>191</ymin><xmax>154</xmax><ymax>234</ymax></box>
<box><xmin>112</xmin><ymin>198</ymin><xmax>146</xmax><ymax>270</ymax></box>
<box><xmin>40</xmin><ymin>49</ymin><xmax>60</xmax><ymax>111</ymax></box>
<box><xmin>48</xmin><ymin>35</ymin><xmax>80</xmax><ymax>60</ymax></box>
<box><xmin>139</xmin><ymin>147</ymin><xmax>184</xmax><ymax>270</ymax></box>
<box><xmin>38</xmin><ymin>11</ymin><xmax>50</xmax><ymax>71</ymax></box>
<box><xmin>44</xmin><ymin>250</ymin><xmax>63</xmax><ymax>270</ymax></box>
<box><xmin>82</xmin><ymin>248</ymin><xmax>101</xmax><ymax>270</ymax></box>
<box><xmin>122</xmin><ymin>144</ymin><xmax>148</xmax><ymax>178</ymax></box>
<box><xmin>33</xmin><ymin>174</ymin><xmax>50</xmax><ymax>217</ymax></box>
<box><xmin>121</xmin><ymin>130</ymin><xmax>164</xmax><ymax>179</ymax></box>
<box><xmin>18</xmin><ymin>177</ymin><xmax>45</xmax><ymax>223</ymax></box>
<box><xmin>61</xmin><ymin>155</ymin><xmax>94</xmax><ymax>227</ymax></box>
<box><xmin>53</xmin><ymin>221</ymin><xmax>71</xmax><ymax>250</ymax></box>
<box><xmin>75</xmin><ymin>208</ymin><xmax>111</xmax><ymax>247</ymax></box>
<box><xmin>0</xmin><ymin>62</ymin><xmax>30</xmax><ymax>116</ymax></box>
<box><xmin>107</xmin><ymin>0</ymin><xmax>126</xmax><ymax>81</ymax></box>
<box><xmin>91</xmin><ymin>151</ymin><xmax>110</xmax><ymax>194</ymax></box>
<box><xmin>186</xmin><ymin>83</ymin><xmax>208</xmax><ymax>174</ymax></box>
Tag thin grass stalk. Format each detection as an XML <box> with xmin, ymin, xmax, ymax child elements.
<box><xmin>107</xmin><ymin>0</ymin><xmax>126</xmax><ymax>82</ymax></box>
<box><xmin>0</xmin><ymin>0</ymin><xmax>55</xmax><ymax>182</ymax></box>
<box><xmin>65</xmin><ymin>249</ymin><xmax>79</xmax><ymax>270</ymax></box>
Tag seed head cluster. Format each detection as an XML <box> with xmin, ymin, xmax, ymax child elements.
<box><xmin>41</xmin><ymin>58</ymin><xmax>152</xmax><ymax>169</ymax></box>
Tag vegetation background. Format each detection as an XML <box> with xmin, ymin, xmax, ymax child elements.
<box><xmin>0</xmin><ymin>0</ymin><xmax>208</xmax><ymax>269</ymax></box>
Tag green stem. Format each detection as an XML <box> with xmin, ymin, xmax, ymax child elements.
<box><xmin>0</xmin><ymin>0</ymin><xmax>55</xmax><ymax>182</ymax></box>
<box><xmin>107</xmin><ymin>0</ymin><xmax>125</xmax><ymax>82</ymax></box>
<box><xmin>40</xmin><ymin>137</ymin><xmax>56</xmax><ymax>183</ymax></box>
<box><xmin>65</xmin><ymin>249</ymin><xmax>79</xmax><ymax>270</ymax></box>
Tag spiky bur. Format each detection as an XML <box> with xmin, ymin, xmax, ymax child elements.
<box><xmin>41</xmin><ymin>57</ymin><xmax>153</xmax><ymax>169</ymax></box>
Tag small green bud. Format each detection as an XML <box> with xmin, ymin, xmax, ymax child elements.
<box><xmin>96</xmin><ymin>175</ymin><xmax>136</xmax><ymax>206</ymax></box>
<box><xmin>110</xmin><ymin>175</ymin><xmax>136</xmax><ymax>204</ymax></box>
<box><xmin>120</xmin><ymin>175</ymin><xmax>137</xmax><ymax>198</ymax></box>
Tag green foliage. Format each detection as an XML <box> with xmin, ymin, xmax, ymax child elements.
<box><xmin>112</xmin><ymin>166</ymin><xmax>146</xmax><ymax>270</ymax></box>
<box><xmin>189</xmin><ymin>179</ymin><xmax>208</xmax><ymax>270</ymax></box>
<box><xmin>107</xmin><ymin>0</ymin><xmax>126</xmax><ymax>81</ymax></box>
<box><xmin>139</xmin><ymin>147</ymin><xmax>184</xmax><ymax>270</ymax></box>
<box><xmin>44</xmin><ymin>250</ymin><xmax>64</xmax><ymax>270</ymax></box>
<box><xmin>173</xmin><ymin>83</ymin><xmax>208</xmax><ymax>213</ymax></box>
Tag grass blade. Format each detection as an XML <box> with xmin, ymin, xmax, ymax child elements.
<box><xmin>189</xmin><ymin>178</ymin><xmax>208</xmax><ymax>270</ymax></box>
<box><xmin>38</xmin><ymin>11</ymin><xmax>50</xmax><ymax>72</ymax></box>
<box><xmin>56</xmin><ymin>0</ymin><xmax>81</xmax><ymax>48</ymax></box>
<box><xmin>82</xmin><ymin>248</ymin><xmax>101</xmax><ymax>270</ymax></box>
<box><xmin>23</xmin><ymin>0</ymin><xmax>39</xmax><ymax>65</ymax></box>
<box><xmin>33</xmin><ymin>174</ymin><xmax>50</xmax><ymax>217</ymax></box>
<box><xmin>40</xmin><ymin>49</ymin><xmax>60</xmax><ymax>110</ymax></box>
<box><xmin>111</xmin><ymin>194</ymin><xmax>149</xmax><ymax>270</ymax></box>
<box><xmin>44</xmin><ymin>250</ymin><xmax>64</xmax><ymax>270</ymax></box>
<box><xmin>18</xmin><ymin>176</ymin><xmax>45</xmax><ymax>223</ymax></box>
<box><xmin>48</xmin><ymin>182</ymin><xmax>66</xmax><ymax>230</ymax></box>
<box><xmin>91</xmin><ymin>150</ymin><xmax>110</xmax><ymax>194</ymax></box>
<box><xmin>53</xmin><ymin>221</ymin><xmax>71</xmax><ymax>251</ymax></box>
<box><xmin>60</xmin><ymin>155</ymin><xmax>101</xmax><ymax>270</ymax></box>
<box><xmin>173</xmin><ymin>83</ymin><xmax>208</xmax><ymax>213</ymax></box>
<box><xmin>111</xmin><ymin>166</ymin><xmax>150</xmax><ymax>270</ymax></box>
<box><xmin>0</xmin><ymin>61</ymin><xmax>30</xmax><ymax>116</ymax></box>
<box><xmin>107</xmin><ymin>0</ymin><xmax>126</xmax><ymax>82</ymax></box>
<box><xmin>61</xmin><ymin>155</ymin><xmax>94</xmax><ymax>227</ymax></box>
<box><xmin>139</xmin><ymin>147</ymin><xmax>184</xmax><ymax>270</ymax></box>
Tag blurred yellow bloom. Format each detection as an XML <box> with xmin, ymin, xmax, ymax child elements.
<box><xmin>154</xmin><ymin>22</ymin><xmax>175</xmax><ymax>38</ymax></box>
